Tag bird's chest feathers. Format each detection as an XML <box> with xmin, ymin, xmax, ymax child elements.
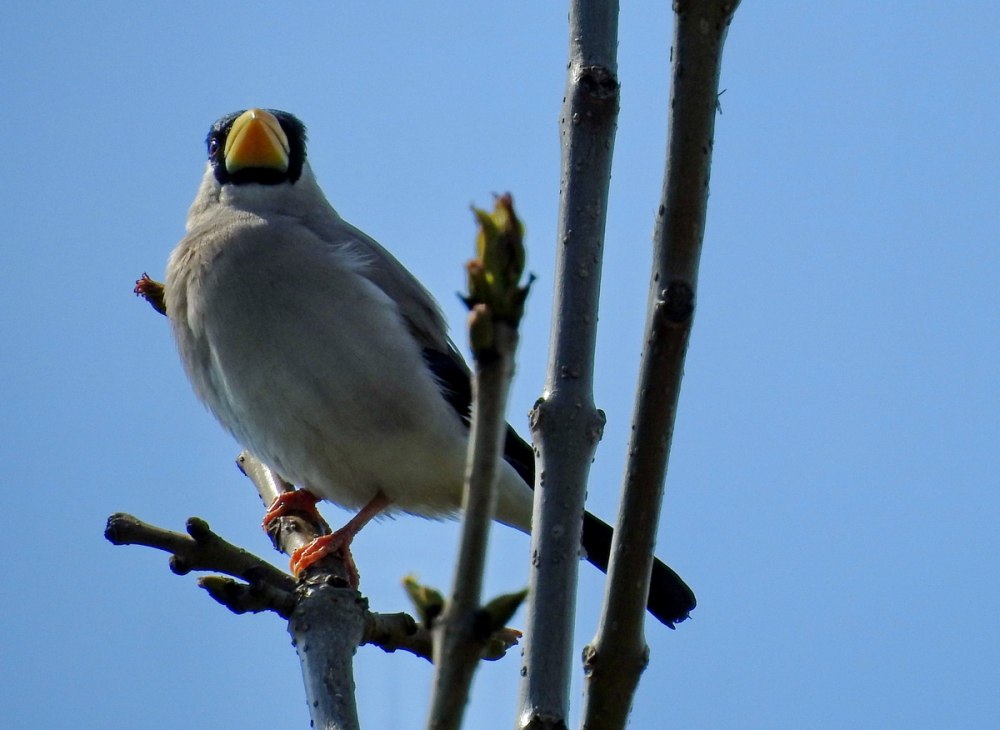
<box><xmin>168</xmin><ymin>215</ymin><xmax>436</xmax><ymax>456</ymax></box>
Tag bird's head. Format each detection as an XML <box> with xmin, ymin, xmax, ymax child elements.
<box><xmin>207</xmin><ymin>108</ymin><xmax>308</xmax><ymax>186</ymax></box>
<box><xmin>186</xmin><ymin>108</ymin><xmax>333</xmax><ymax>225</ymax></box>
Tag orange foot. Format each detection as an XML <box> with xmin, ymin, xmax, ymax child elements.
<box><xmin>262</xmin><ymin>489</ymin><xmax>323</xmax><ymax>531</ymax></box>
<box><xmin>290</xmin><ymin>530</ymin><xmax>360</xmax><ymax>587</ymax></box>
<box><xmin>285</xmin><ymin>491</ymin><xmax>392</xmax><ymax>589</ymax></box>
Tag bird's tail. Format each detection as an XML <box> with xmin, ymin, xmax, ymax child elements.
<box><xmin>499</xmin><ymin>422</ymin><xmax>696</xmax><ymax>628</ymax></box>
<box><xmin>581</xmin><ymin>511</ymin><xmax>696</xmax><ymax>628</ymax></box>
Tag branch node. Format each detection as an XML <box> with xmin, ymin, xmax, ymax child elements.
<box><xmin>578</xmin><ymin>65</ymin><xmax>619</xmax><ymax>102</ymax></box>
<box><xmin>659</xmin><ymin>281</ymin><xmax>695</xmax><ymax>324</ymax></box>
<box><xmin>186</xmin><ymin>516</ymin><xmax>214</xmax><ymax>542</ymax></box>
<box><xmin>169</xmin><ymin>554</ymin><xmax>193</xmax><ymax>576</ymax></box>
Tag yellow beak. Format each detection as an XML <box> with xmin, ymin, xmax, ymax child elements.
<box><xmin>224</xmin><ymin>108</ymin><xmax>290</xmax><ymax>173</ymax></box>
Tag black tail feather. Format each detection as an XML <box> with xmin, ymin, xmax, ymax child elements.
<box><xmin>582</xmin><ymin>512</ymin><xmax>695</xmax><ymax>628</ymax></box>
<box><xmin>423</xmin><ymin>346</ymin><xmax>696</xmax><ymax>627</ymax></box>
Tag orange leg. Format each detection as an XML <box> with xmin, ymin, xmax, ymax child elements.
<box><xmin>288</xmin><ymin>491</ymin><xmax>392</xmax><ymax>588</ymax></box>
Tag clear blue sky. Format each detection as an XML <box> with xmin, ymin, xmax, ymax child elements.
<box><xmin>2</xmin><ymin>3</ymin><xmax>997</xmax><ymax>728</ymax></box>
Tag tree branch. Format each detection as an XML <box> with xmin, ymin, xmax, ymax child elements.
<box><xmin>105</xmin><ymin>512</ymin><xmax>297</xmax><ymax>610</ymax></box>
<box><xmin>427</xmin><ymin>322</ymin><xmax>520</xmax><ymax>730</ymax></box>
<box><xmin>291</xmin><ymin>584</ymin><xmax>366</xmax><ymax>730</ymax></box>
<box><xmin>235</xmin><ymin>453</ymin><xmax>364</xmax><ymax>729</ymax></box>
<box><xmin>236</xmin><ymin>451</ymin><xmax>330</xmax><ymax>562</ymax></box>
<box><xmin>581</xmin><ymin>2</ymin><xmax>741</xmax><ymax>727</ymax></box>
<box><xmin>427</xmin><ymin>196</ymin><xmax>529</xmax><ymax>730</ymax></box>
<box><xmin>106</xmin><ymin>504</ymin><xmax>501</xmax><ymax>665</ymax></box>
<box><xmin>518</xmin><ymin>2</ymin><xmax>618</xmax><ymax>727</ymax></box>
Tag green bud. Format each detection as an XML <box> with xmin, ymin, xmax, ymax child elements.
<box><xmin>402</xmin><ymin>574</ymin><xmax>445</xmax><ymax>625</ymax></box>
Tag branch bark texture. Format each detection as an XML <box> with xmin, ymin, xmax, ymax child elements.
<box><xmin>427</xmin><ymin>321</ymin><xmax>520</xmax><ymax>730</ymax></box>
<box><xmin>428</xmin><ymin>195</ymin><xmax>528</xmax><ymax>729</ymax></box>
<box><xmin>291</xmin><ymin>584</ymin><xmax>366</xmax><ymax>730</ymax></box>
<box><xmin>519</xmin><ymin>2</ymin><xmax>619</xmax><ymax>727</ymax></box>
<box><xmin>581</xmin><ymin>2</ymin><xmax>741</xmax><ymax>727</ymax></box>
<box><xmin>239</xmin><ymin>453</ymin><xmax>365</xmax><ymax>730</ymax></box>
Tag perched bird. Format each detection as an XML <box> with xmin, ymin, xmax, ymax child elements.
<box><xmin>165</xmin><ymin>108</ymin><xmax>695</xmax><ymax>627</ymax></box>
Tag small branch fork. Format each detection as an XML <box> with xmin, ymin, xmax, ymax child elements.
<box><xmin>107</xmin><ymin>459</ymin><xmax>520</xmax><ymax>663</ymax></box>
<box><xmin>104</xmin><ymin>458</ymin><xmax>445</xmax><ymax>662</ymax></box>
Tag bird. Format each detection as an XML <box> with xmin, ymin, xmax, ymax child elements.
<box><xmin>164</xmin><ymin>108</ymin><xmax>696</xmax><ymax>627</ymax></box>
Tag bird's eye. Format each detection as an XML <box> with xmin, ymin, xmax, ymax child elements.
<box><xmin>208</xmin><ymin>136</ymin><xmax>220</xmax><ymax>159</ymax></box>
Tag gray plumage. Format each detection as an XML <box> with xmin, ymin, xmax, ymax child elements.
<box><xmin>166</xmin><ymin>110</ymin><xmax>533</xmax><ymax>530</ymax></box>
<box><xmin>163</xmin><ymin>109</ymin><xmax>695</xmax><ymax>627</ymax></box>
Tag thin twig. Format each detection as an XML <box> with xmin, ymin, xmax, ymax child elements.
<box><xmin>427</xmin><ymin>198</ymin><xmax>528</xmax><ymax>730</ymax></box>
<box><xmin>581</xmin><ymin>2</ymin><xmax>741</xmax><ymax>727</ymax></box>
<box><xmin>236</xmin><ymin>451</ymin><xmax>331</xmax><ymax>560</ymax></box>
<box><xmin>427</xmin><ymin>324</ymin><xmax>519</xmax><ymax>730</ymax></box>
<box><xmin>105</xmin><ymin>512</ymin><xmax>295</xmax><ymax>599</ymax></box>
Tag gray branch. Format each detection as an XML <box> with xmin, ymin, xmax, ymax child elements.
<box><xmin>291</xmin><ymin>584</ymin><xmax>366</xmax><ymax>730</ymax></box>
<box><xmin>427</xmin><ymin>322</ymin><xmax>520</xmax><ymax>730</ymax></box>
<box><xmin>518</xmin><ymin>2</ymin><xmax>619</xmax><ymax>727</ymax></box>
<box><xmin>236</xmin><ymin>451</ymin><xmax>324</xmax><ymax>560</ymax></box>
<box><xmin>237</xmin><ymin>453</ymin><xmax>363</xmax><ymax>730</ymax></box>
<box><xmin>104</xmin><ymin>512</ymin><xmax>296</xmax><ymax>602</ymax></box>
<box><xmin>110</xmin><ymin>455</ymin><xmax>401</xmax><ymax>730</ymax></box>
<box><xmin>427</xmin><ymin>195</ymin><xmax>529</xmax><ymax>728</ymax></box>
<box><xmin>581</xmin><ymin>2</ymin><xmax>741</xmax><ymax>727</ymax></box>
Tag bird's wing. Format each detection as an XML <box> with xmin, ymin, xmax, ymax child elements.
<box><xmin>320</xmin><ymin>215</ymin><xmax>696</xmax><ymax>626</ymax></box>
<box><xmin>325</xmin><ymin>217</ymin><xmax>487</xmax><ymax>405</ymax></box>
<box><xmin>333</xmin><ymin>219</ymin><xmax>458</xmax><ymax>355</ymax></box>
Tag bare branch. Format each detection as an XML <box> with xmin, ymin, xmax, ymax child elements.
<box><xmin>427</xmin><ymin>323</ymin><xmax>519</xmax><ymax>730</ymax></box>
<box><xmin>291</xmin><ymin>583</ymin><xmax>366</xmax><ymax>730</ymax></box>
<box><xmin>198</xmin><ymin>575</ymin><xmax>298</xmax><ymax>617</ymax></box>
<box><xmin>236</xmin><ymin>451</ymin><xmax>331</xmax><ymax>561</ymax></box>
<box><xmin>427</xmin><ymin>196</ymin><xmax>529</xmax><ymax>730</ymax></box>
<box><xmin>582</xmin><ymin>1</ymin><xmax>741</xmax><ymax>726</ymax></box>
<box><xmin>518</xmin><ymin>2</ymin><xmax>618</xmax><ymax>726</ymax></box>
<box><xmin>104</xmin><ymin>512</ymin><xmax>295</xmax><ymax>599</ymax></box>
